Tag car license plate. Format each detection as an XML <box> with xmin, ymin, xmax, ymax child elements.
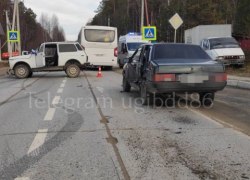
<box><xmin>179</xmin><ymin>74</ymin><xmax>209</xmax><ymax>83</ymax></box>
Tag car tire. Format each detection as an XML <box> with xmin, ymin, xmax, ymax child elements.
<box><xmin>140</xmin><ymin>83</ymin><xmax>152</xmax><ymax>105</ymax></box>
<box><xmin>237</xmin><ymin>64</ymin><xmax>244</xmax><ymax>68</ymax></box>
<box><xmin>107</xmin><ymin>66</ymin><xmax>113</xmax><ymax>71</ymax></box>
<box><xmin>28</xmin><ymin>71</ymin><xmax>33</xmax><ymax>78</ymax></box>
<box><xmin>199</xmin><ymin>92</ymin><xmax>214</xmax><ymax>107</ymax></box>
<box><xmin>118</xmin><ymin>59</ymin><xmax>122</xmax><ymax>69</ymax></box>
<box><xmin>65</xmin><ymin>64</ymin><xmax>80</xmax><ymax>78</ymax></box>
<box><xmin>122</xmin><ymin>76</ymin><xmax>131</xmax><ymax>92</ymax></box>
<box><xmin>14</xmin><ymin>64</ymin><xmax>30</xmax><ymax>79</ymax></box>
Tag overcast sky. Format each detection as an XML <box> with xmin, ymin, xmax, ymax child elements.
<box><xmin>24</xmin><ymin>0</ymin><xmax>102</xmax><ymax>41</ymax></box>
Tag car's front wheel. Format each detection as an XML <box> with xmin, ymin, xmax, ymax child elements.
<box><xmin>65</xmin><ymin>64</ymin><xmax>80</xmax><ymax>78</ymax></box>
<box><xmin>122</xmin><ymin>76</ymin><xmax>131</xmax><ymax>92</ymax></box>
<box><xmin>14</xmin><ymin>64</ymin><xmax>30</xmax><ymax>79</ymax></box>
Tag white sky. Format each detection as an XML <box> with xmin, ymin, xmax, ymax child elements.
<box><xmin>24</xmin><ymin>0</ymin><xmax>102</xmax><ymax>41</ymax></box>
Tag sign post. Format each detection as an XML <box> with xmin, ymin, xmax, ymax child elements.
<box><xmin>169</xmin><ymin>13</ymin><xmax>183</xmax><ymax>43</ymax></box>
<box><xmin>142</xmin><ymin>26</ymin><xmax>157</xmax><ymax>41</ymax></box>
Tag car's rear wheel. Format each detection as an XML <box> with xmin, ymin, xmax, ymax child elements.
<box><xmin>106</xmin><ymin>66</ymin><xmax>113</xmax><ymax>70</ymax></box>
<box><xmin>140</xmin><ymin>83</ymin><xmax>153</xmax><ymax>105</ymax></box>
<box><xmin>118</xmin><ymin>59</ymin><xmax>123</xmax><ymax>69</ymax></box>
<box><xmin>199</xmin><ymin>92</ymin><xmax>214</xmax><ymax>107</ymax></box>
<box><xmin>65</xmin><ymin>64</ymin><xmax>80</xmax><ymax>78</ymax></box>
<box><xmin>14</xmin><ymin>64</ymin><xmax>30</xmax><ymax>79</ymax></box>
<box><xmin>122</xmin><ymin>76</ymin><xmax>131</xmax><ymax>92</ymax></box>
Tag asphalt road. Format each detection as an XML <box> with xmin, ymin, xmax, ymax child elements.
<box><xmin>0</xmin><ymin>71</ymin><xmax>250</xmax><ymax>180</ymax></box>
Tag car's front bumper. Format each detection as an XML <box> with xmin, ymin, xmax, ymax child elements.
<box><xmin>217</xmin><ymin>59</ymin><xmax>245</xmax><ymax>65</ymax></box>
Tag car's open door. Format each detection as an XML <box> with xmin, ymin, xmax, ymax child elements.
<box><xmin>126</xmin><ymin>47</ymin><xmax>142</xmax><ymax>82</ymax></box>
<box><xmin>35</xmin><ymin>44</ymin><xmax>46</xmax><ymax>68</ymax></box>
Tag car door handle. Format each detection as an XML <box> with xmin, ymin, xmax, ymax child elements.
<box><xmin>81</xmin><ymin>55</ymin><xmax>85</xmax><ymax>56</ymax></box>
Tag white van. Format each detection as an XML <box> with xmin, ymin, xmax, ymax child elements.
<box><xmin>78</xmin><ymin>26</ymin><xmax>118</xmax><ymax>69</ymax></box>
<box><xmin>184</xmin><ymin>25</ymin><xmax>245</xmax><ymax>66</ymax></box>
<box><xmin>118</xmin><ymin>33</ymin><xmax>149</xmax><ymax>68</ymax></box>
<box><xmin>201</xmin><ymin>37</ymin><xmax>245</xmax><ymax>66</ymax></box>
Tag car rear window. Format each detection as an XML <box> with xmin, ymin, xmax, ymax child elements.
<box><xmin>59</xmin><ymin>44</ymin><xmax>77</xmax><ymax>52</ymax></box>
<box><xmin>84</xmin><ymin>29</ymin><xmax>115</xmax><ymax>43</ymax></box>
<box><xmin>153</xmin><ymin>44</ymin><xmax>211</xmax><ymax>61</ymax></box>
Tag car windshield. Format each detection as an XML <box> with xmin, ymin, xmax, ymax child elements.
<box><xmin>153</xmin><ymin>44</ymin><xmax>211</xmax><ymax>61</ymax></box>
<box><xmin>127</xmin><ymin>43</ymin><xmax>144</xmax><ymax>51</ymax></box>
<box><xmin>210</xmin><ymin>37</ymin><xmax>240</xmax><ymax>49</ymax></box>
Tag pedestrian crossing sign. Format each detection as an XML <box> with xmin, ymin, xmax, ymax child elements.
<box><xmin>142</xmin><ymin>26</ymin><xmax>157</xmax><ymax>41</ymax></box>
<box><xmin>7</xmin><ymin>31</ymin><xmax>20</xmax><ymax>42</ymax></box>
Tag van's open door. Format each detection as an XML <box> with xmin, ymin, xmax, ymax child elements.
<box><xmin>36</xmin><ymin>44</ymin><xmax>45</xmax><ymax>68</ymax></box>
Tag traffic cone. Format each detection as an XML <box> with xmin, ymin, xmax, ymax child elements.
<box><xmin>96</xmin><ymin>66</ymin><xmax>103</xmax><ymax>78</ymax></box>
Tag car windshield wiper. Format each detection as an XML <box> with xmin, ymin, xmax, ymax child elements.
<box><xmin>212</xmin><ymin>45</ymin><xmax>224</xmax><ymax>49</ymax></box>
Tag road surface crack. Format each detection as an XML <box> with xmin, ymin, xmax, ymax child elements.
<box><xmin>84</xmin><ymin>72</ymin><xmax>131</xmax><ymax>180</ymax></box>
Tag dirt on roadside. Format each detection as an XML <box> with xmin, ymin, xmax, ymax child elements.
<box><xmin>226</xmin><ymin>60</ymin><xmax>250</xmax><ymax>77</ymax></box>
<box><xmin>0</xmin><ymin>61</ymin><xmax>9</xmax><ymax>76</ymax></box>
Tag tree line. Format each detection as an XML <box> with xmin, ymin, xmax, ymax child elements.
<box><xmin>90</xmin><ymin>0</ymin><xmax>250</xmax><ymax>42</ymax></box>
<box><xmin>0</xmin><ymin>0</ymin><xmax>65</xmax><ymax>52</ymax></box>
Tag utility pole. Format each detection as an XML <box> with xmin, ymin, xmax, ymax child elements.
<box><xmin>5</xmin><ymin>10</ymin><xmax>12</xmax><ymax>57</ymax></box>
<box><xmin>141</xmin><ymin>0</ymin><xmax>144</xmax><ymax>33</ymax></box>
<box><xmin>16</xmin><ymin>0</ymin><xmax>21</xmax><ymax>53</ymax></box>
<box><xmin>144</xmin><ymin>0</ymin><xmax>149</xmax><ymax>26</ymax></box>
<box><xmin>6</xmin><ymin>0</ymin><xmax>21</xmax><ymax>58</ymax></box>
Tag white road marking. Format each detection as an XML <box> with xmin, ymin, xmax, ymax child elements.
<box><xmin>15</xmin><ymin>178</ymin><xmax>30</xmax><ymax>180</ymax></box>
<box><xmin>52</xmin><ymin>96</ymin><xmax>61</xmax><ymax>105</ymax></box>
<box><xmin>27</xmin><ymin>129</ymin><xmax>48</xmax><ymax>154</ymax></box>
<box><xmin>60</xmin><ymin>83</ymin><xmax>65</xmax><ymax>88</ymax></box>
<box><xmin>62</xmin><ymin>79</ymin><xmax>67</xmax><ymax>83</ymax></box>
<box><xmin>57</xmin><ymin>88</ymin><xmax>63</xmax><ymax>94</ymax></box>
<box><xmin>44</xmin><ymin>108</ymin><xmax>56</xmax><ymax>121</ymax></box>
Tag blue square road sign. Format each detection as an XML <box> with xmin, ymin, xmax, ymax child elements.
<box><xmin>142</xmin><ymin>26</ymin><xmax>157</xmax><ymax>41</ymax></box>
<box><xmin>7</xmin><ymin>31</ymin><xmax>20</xmax><ymax>42</ymax></box>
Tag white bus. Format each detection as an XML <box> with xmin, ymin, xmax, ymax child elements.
<box><xmin>78</xmin><ymin>26</ymin><xmax>118</xmax><ymax>68</ymax></box>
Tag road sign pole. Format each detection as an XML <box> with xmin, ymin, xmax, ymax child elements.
<box><xmin>174</xmin><ymin>30</ymin><xmax>176</xmax><ymax>43</ymax></box>
<box><xmin>169</xmin><ymin>13</ymin><xmax>183</xmax><ymax>44</ymax></box>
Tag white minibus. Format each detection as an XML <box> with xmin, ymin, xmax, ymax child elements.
<box><xmin>78</xmin><ymin>26</ymin><xmax>118</xmax><ymax>68</ymax></box>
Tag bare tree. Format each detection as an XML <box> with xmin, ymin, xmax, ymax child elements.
<box><xmin>50</xmin><ymin>14</ymin><xmax>65</xmax><ymax>41</ymax></box>
<box><xmin>39</xmin><ymin>13</ymin><xmax>51</xmax><ymax>41</ymax></box>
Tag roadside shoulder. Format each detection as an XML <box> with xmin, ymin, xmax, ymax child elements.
<box><xmin>0</xmin><ymin>61</ymin><xmax>9</xmax><ymax>77</ymax></box>
<box><xmin>227</xmin><ymin>75</ymin><xmax>250</xmax><ymax>89</ymax></box>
